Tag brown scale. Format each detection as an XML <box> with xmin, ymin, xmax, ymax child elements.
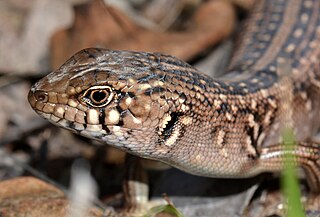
<box><xmin>28</xmin><ymin>0</ymin><xmax>320</xmax><ymax>194</ymax></box>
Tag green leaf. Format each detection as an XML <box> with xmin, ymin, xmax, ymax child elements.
<box><xmin>281</xmin><ymin>128</ymin><xmax>305</xmax><ymax>217</ymax></box>
<box><xmin>144</xmin><ymin>204</ymin><xmax>185</xmax><ymax>217</ymax></box>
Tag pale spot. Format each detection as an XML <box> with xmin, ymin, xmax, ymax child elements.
<box><xmin>181</xmin><ymin>104</ymin><xmax>189</xmax><ymax>112</ymax></box>
<box><xmin>219</xmin><ymin>94</ymin><xmax>227</xmax><ymax>100</ymax></box>
<box><xmin>200</xmin><ymin>79</ymin><xmax>207</xmax><ymax>85</ymax></box>
<box><xmin>196</xmin><ymin>154</ymin><xmax>201</xmax><ymax>162</ymax></box>
<box><xmin>263</xmin><ymin>111</ymin><xmax>273</xmax><ymax>125</ymax></box>
<box><xmin>311</xmin><ymin>55</ymin><xmax>317</xmax><ymax>62</ymax></box>
<box><xmin>75</xmin><ymin>86</ymin><xmax>82</xmax><ymax>93</ymax></box>
<box><xmin>128</xmin><ymin>78</ymin><xmax>136</xmax><ymax>84</ymax></box>
<box><xmin>113</xmin><ymin>126</ymin><xmax>121</xmax><ymax>132</ymax></box>
<box><xmin>258</xmin><ymin>81</ymin><xmax>265</xmax><ymax>87</ymax></box>
<box><xmin>144</xmin><ymin>103</ymin><xmax>151</xmax><ymax>112</ymax></box>
<box><xmin>306</xmin><ymin>100</ymin><xmax>312</xmax><ymax>111</ymax></box>
<box><xmin>300</xmin><ymin>13</ymin><xmax>309</xmax><ymax>24</ymax></box>
<box><xmin>114</xmin><ymin>130</ymin><xmax>124</xmax><ymax>137</ymax></box>
<box><xmin>66</xmin><ymin>86</ymin><xmax>76</xmax><ymax>95</ymax></box>
<box><xmin>292</xmin><ymin>68</ymin><xmax>299</xmax><ymax>75</ymax></box>
<box><xmin>304</xmin><ymin>0</ymin><xmax>313</xmax><ymax>8</ymax></box>
<box><xmin>172</xmin><ymin>92</ymin><xmax>179</xmax><ymax>100</ymax></box>
<box><xmin>152</xmin><ymin>80</ymin><xmax>164</xmax><ymax>86</ymax></box>
<box><xmin>125</xmin><ymin>97</ymin><xmax>133</xmax><ymax>106</ymax></box>
<box><xmin>138</xmin><ymin>83</ymin><xmax>151</xmax><ymax>90</ymax></box>
<box><xmin>214</xmin><ymin>99</ymin><xmax>221</xmax><ymax>107</ymax></box>
<box><xmin>251</xmin><ymin>78</ymin><xmax>259</xmax><ymax>83</ymax></box>
<box><xmin>239</xmin><ymin>83</ymin><xmax>247</xmax><ymax>87</ymax></box>
<box><xmin>260</xmin><ymin>89</ymin><xmax>268</xmax><ymax>98</ymax></box>
<box><xmin>293</xmin><ymin>28</ymin><xmax>303</xmax><ymax>38</ymax></box>
<box><xmin>178</xmin><ymin>97</ymin><xmax>185</xmax><ymax>104</ymax></box>
<box><xmin>106</xmin><ymin>109</ymin><xmax>120</xmax><ymax>125</ymax></box>
<box><xmin>220</xmin><ymin>148</ymin><xmax>228</xmax><ymax>158</ymax></box>
<box><xmin>132</xmin><ymin>116</ymin><xmax>142</xmax><ymax>124</ymax></box>
<box><xmin>277</xmin><ymin>57</ymin><xmax>286</xmax><ymax>64</ymax></box>
<box><xmin>181</xmin><ymin>116</ymin><xmax>192</xmax><ymax>125</ymax></box>
<box><xmin>216</xmin><ymin>130</ymin><xmax>226</xmax><ymax>147</ymax></box>
<box><xmin>273</xmin><ymin>122</ymin><xmax>280</xmax><ymax>131</ymax></box>
<box><xmin>300</xmin><ymin>58</ymin><xmax>307</xmax><ymax>65</ymax></box>
<box><xmin>248</xmin><ymin>114</ymin><xmax>255</xmax><ymax>127</ymax></box>
<box><xmin>54</xmin><ymin>105</ymin><xmax>65</xmax><ymax>118</ymax></box>
<box><xmin>243</xmin><ymin>88</ymin><xmax>249</xmax><ymax>93</ymax></box>
<box><xmin>225</xmin><ymin>113</ymin><xmax>233</xmax><ymax>121</ymax></box>
<box><xmin>87</xmin><ymin>109</ymin><xmax>99</xmax><ymax>125</ymax></box>
<box><xmin>194</xmin><ymin>86</ymin><xmax>203</xmax><ymax>94</ymax></box>
<box><xmin>230</xmin><ymin>105</ymin><xmax>238</xmax><ymax>113</ymax></box>
<box><xmin>239</xmin><ymin>98</ymin><xmax>246</xmax><ymax>105</ymax></box>
<box><xmin>269</xmin><ymin>65</ymin><xmax>276</xmax><ymax>72</ymax></box>
<box><xmin>246</xmin><ymin>136</ymin><xmax>251</xmax><ymax>147</ymax></box>
<box><xmin>251</xmin><ymin>100</ymin><xmax>257</xmax><ymax>109</ymax></box>
<box><xmin>268</xmin><ymin>98</ymin><xmax>277</xmax><ymax>108</ymax></box>
<box><xmin>309</xmin><ymin>41</ymin><xmax>317</xmax><ymax>48</ymax></box>
<box><xmin>196</xmin><ymin>92</ymin><xmax>201</xmax><ymax>99</ymax></box>
<box><xmin>300</xmin><ymin>92</ymin><xmax>307</xmax><ymax>100</ymax></box>
<box><xmin>285</xmin><ymin>44</ymin><xmax>295</xmax><ymax>53</ymax></box>
<box><xmin>67</xmin><ymin>99</ymin><xmax>78</xmax><ymax>108</ymax></box>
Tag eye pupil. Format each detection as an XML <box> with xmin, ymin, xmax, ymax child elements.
<box><xmin>92</xmin><ymin>90</ymin><xmax>107</xmax><ymax>102</ymax></box>
<box><xmin>81</xmin><ymin>86</ymin><xmax>114</xmax><ymax>107</ymax></box>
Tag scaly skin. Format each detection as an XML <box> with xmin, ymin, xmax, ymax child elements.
<box><xmin>28</xmin><ymin>0</ymin><xmax>320</xmax><ymax>192</ymax></box>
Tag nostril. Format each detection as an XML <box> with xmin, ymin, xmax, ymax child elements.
<box><xmin>34</xmin><ymin>90</ymin><xmax>48</xmax><ymax>102</ymax></box>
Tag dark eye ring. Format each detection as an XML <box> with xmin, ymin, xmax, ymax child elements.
<box><xmin>81</xmin><ymin>86</ymin><xmax>114</xmax><ymax>107</ymax></box>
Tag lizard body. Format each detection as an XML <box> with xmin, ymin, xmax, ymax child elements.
<box><xmin>28</xmin><ymin>0</ymin><xmax>320</xmax><ymax>192</ymax></box>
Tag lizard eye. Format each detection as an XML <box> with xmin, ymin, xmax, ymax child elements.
<box><xmin>81</xmin><ymin>86</ymin><xmax>114</xmax><ymax>107</ymax></box>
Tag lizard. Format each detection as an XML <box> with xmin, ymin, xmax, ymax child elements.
<box><xmin>28</xmin><ymin>0</ymin><xmax>320</xmax><ymax>196</ymax></box>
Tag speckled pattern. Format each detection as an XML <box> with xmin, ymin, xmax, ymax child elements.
<box><xmin>29</xmin><ymin>0</ymin><xmax>320</xmax><ymax>193</ymax></box>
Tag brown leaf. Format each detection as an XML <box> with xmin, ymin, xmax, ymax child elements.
<box><xmin>50</xmin><ymin>0</ymin><xmax>236</xmax><ymax>69</ymax></box>
<box><xmin>0</xmin><ymin>177</ymin><xmax>103</xmax><ymax>217</ymax></box>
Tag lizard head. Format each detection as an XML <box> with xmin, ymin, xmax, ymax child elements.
<box><xmin>28</xmin><ymin>48</ymin><xmax>217</xmax><ymax>172</ymax></box>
